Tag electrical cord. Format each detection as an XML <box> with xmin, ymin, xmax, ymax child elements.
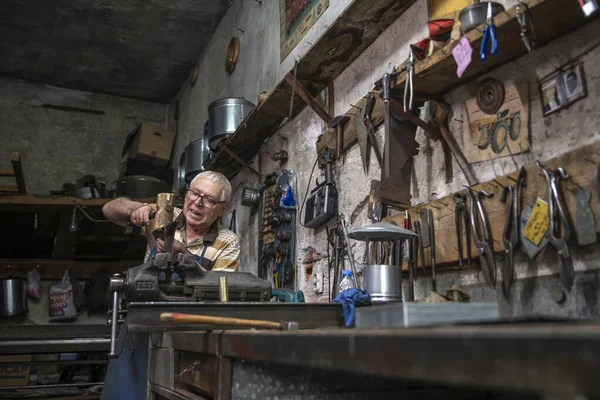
<box><xmin>299</xmin><ymin>152</ymin><xmax>324</xmax><ymax>227</ymax></box>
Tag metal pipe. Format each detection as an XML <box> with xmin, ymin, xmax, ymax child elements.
<box><xmin>0</xmin><ymin>382</ymin><xmax>103</xmax><ymax>391</ymax></box>
<box><xmin>341</xmin><ymin>219</ymin><xmax>358</xmax><ymax>288</ymax></box>
<box><xmin>219</xmin><ymin>276</ymin><xmax>229</xmax><ymax>302</ymax></box>
<box><xmin>109</xmin><ymin>290</ymin><xmax>119</xmax><ymax>358</ymax></box>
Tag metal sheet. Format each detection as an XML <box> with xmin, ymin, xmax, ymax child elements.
<box><xmin>126</xmin><ymin>302</ymin><xmax>343</xmax><ymax>332</ymax></box>
<box><xmin>354</xmin><ymin>302</ymin><xmax>499</xmax><ymax>328</ymax></box>
<box><xmin>149</xmin><ymin>384</ymin><xmax>209</xmax><ymax>400</ymax></box>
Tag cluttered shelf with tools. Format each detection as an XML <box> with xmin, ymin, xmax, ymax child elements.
<box><xmin>204</xmin><ymin>0</ymin><xmax>417</xmax><ymax>179</ymax></box>
<box><xmin>316</xmin><ymin>0</ymin><xmax>593</xmax><ymax>158</ymax></box>
<box><xmin>384</xmin><ymin>142</ymin><xmax>600</xmax><ymax>269</ymax></box>
<box><xmin>0</xmin><ymin>259</ymin><xmax>138</xmax><ymax>280</ymax></box>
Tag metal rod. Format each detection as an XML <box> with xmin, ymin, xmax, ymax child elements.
<box><xmin>219</xmin><ymin>276</ymin><xmax>229</xmax><ymax>302</ymax></box>
<box><xmin>0</xmin><ymin>359</ymin><xmax>109</xmax><ymax>366</ymax></box>
<box><xmin>341</xmin><ymin>219</ymin><xmax>358</xmax><ymax>288</ymax></box>
<box><xmin>109</xmin><ymin>290</ymin><xmax>119</xmax><ymax>358</ymax></box>
<box><xmin>0</xmin><ymin>382</ymin><xmax>103</xmax><ymax>391</ymax></box>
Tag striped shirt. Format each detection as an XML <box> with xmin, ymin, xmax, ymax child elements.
<box><xmin>144</xmin><ymin>207</ymin><xmax>240</xmax><ymax>272</ymax></box>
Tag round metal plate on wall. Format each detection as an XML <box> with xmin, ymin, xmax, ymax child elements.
<box><xmin>225</xmin><ymin>37</ymin><xmax>240</xmax><ymax>73</ymax></box>
<box><xmin>476</xmin><ymin>77</ymin><xmax>505</xmax><ymax>115</ymax></box>
<box><xmin>190</xmin><ymin>64</ymin><xmax>199</xmax><ymax>86</ymax></box>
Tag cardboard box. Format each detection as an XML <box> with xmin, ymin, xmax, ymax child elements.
<box><xmin>126</xmin><ymin>122</ymin><xmax>175</xmax><ymax>167</ymax></box>
<box><xmin>0</xmin><ymin>355</ymin><xmax>31</xmax><ymax>386</ymax></box>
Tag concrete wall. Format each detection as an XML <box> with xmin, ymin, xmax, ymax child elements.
<box><xmin>0</xmin><ymin>77</ymin><xmax>168</xmax><ymax>194</ymax></box>
<box><xmin>174</xmin><ymin>0</ymin><xmax>600</xmax><ymax>317</ymax></box>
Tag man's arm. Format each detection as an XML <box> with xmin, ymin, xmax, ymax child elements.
<box><xmin>102</xmin><ymin>197</ymin><xmax>153</xmax><ymax>227</ymax></box>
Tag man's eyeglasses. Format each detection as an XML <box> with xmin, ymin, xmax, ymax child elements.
<box><xmin>186</xmin><ymin>189</ymin><xmax>225</xmax><ymax>209</ymax></box>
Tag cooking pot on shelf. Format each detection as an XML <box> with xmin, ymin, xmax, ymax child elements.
<box><xmin>178</xmin><ymin>121</ymin><xmax>212</xmax><ymax>192</ymax></box>
<box><xmin>207</xmin><ymin>98</ymin><xmax>254</xmax><ymax>151</ymax></box>
<box><xmin>0</xmin><ymin>278</ymin><xmax>27</xmax><ymax>316</ymax></box>
<box><xmin>113</xmin><ymin>175</ymin><xmax>171</xmax><ymax>199</ymax></box>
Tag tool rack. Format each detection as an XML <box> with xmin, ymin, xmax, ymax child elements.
<box><xmin>383</xmin><ymin>142</ymin><xmax>600</xmax><ymax>268</ymax></box>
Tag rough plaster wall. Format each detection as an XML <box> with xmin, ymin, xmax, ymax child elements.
<box><xmin>172</xmin><ymin>0</ymin><xmax>353</xmax><ymax>177</ymax></box>
<box><xmin>0</xmin><ymin>78</ymin><xmax>168</xmax><ymax>194</ymax></box>
<box><xmin>176</xmin><ymin>0</ymin><xmax>600</xmax><ymax>314</ymax></box>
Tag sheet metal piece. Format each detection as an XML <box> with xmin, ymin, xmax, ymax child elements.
<box><xmin>348</xmin><ymin>221</ymin><xmax>416</xmax><ymax>241</ymax></box>
<box><xmin>125</xmin><ymin>302</ymin><xmax>343</xmax><ymax>333</ymax></box>
<box><xmin>574</xmin><ymin>187</ymin><xmax>597</xmax><ymax>246</ymax></box>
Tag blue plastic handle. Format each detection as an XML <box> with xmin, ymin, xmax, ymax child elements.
<box><xmin>480</xmin><ymin>27</ymin><xmax>490</xmax><ymax>61</ymax></box>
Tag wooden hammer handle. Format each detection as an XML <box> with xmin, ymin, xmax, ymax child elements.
<box><xmin>160</xmin><ymin>312</ymin><xmax>282</xmax><ymax>330</ymax></box>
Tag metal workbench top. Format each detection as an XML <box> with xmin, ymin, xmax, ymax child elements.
<box><xmin>155</xmin><ymin>321</ymin><xmax>600</xmax><ymax>398</ymax></box>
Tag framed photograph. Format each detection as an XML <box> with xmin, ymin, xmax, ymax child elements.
<box><xmin>539</xmin><ymin>61</ymin><xmax>587</xmax><ymax>117</ymax></box>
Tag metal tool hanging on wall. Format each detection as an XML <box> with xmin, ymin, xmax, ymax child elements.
<box><xmin>465</xmin><ymin>186</ymin><xmax>496</xmax><ymax>288</ymax></box>
<box><xmin>404</xmin><ymin>50</ymin><xmax>415</xmax><ymax>112</ymax></box>
<box><xmin>536</xmin><ymin>161</ymin><xmax>574</xmax><ymax>291</ymax></box>
<box><xmin>500</xmin><ymin>167</ymin><xmax>526</xmax><ymax>298</ymax></box>
<box><xmin>453</xmin><ymin>193</ymin><xmax>471</xmax><ymax>268</ymax></box>
<box><xmin>480</xmin><ymin>2</ymin><xmax>498</xmax><ymax>62</ymax></box>
<box><xmin>516</xmin><ymin>2</ymin><xmax>535</xmax><ymax>52</ymax></box>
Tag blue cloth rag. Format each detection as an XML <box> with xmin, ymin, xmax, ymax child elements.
<box><xmin>333</xmin><ymin>288</ymin><xmax>371</xmax><ymax>327</ymax></box>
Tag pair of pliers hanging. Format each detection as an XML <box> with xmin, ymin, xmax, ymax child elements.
<box><xmin>500</xmin><ymin>167</ymin><xmax>525</xmax><ymax>298</ymax></box>
<box><xmin>403</xmin><ymin>50</ymin><xmax>414</xmax><ymax>112</ymax></box>
<box><xmin>480</xmin><ymin>2</ymin><xmax>498</xmax><ymax>61</ymax></box>
<box><xmin>464</xmin><ymin>186</ymin><xmax>496</xmax><ymax>289</ymax></box>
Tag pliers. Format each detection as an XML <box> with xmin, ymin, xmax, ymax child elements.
<box><xmin>464</xmin><ymin>186</ymin><xmax>496</xmax><ymax>288</ymax></box>
<box><xmin>480</xmin><ymin>2</ymin><xmax>498</xmax><ymax>62</ymax></box>
<box><xmin>453</xmin><ymin>193</ymin><xmax>471</xmax><ymax>268</ymax></box>
<box><xmin>536</xmin><ymin>162</ymin><xmax>574</xmax><ymax>291</ymax></box>
<box><xmin>500</xmin><ymin>167</ymin><xmax>526</xmax><ymax>298</ymax></box>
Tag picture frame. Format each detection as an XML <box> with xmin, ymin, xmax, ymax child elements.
<box><xmin>539</xmin><ymin>61</ymin><xmax>587</xmax><ymax>117</ymax></box>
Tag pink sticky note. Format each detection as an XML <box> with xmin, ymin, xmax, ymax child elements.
<box><xmin>452</xmin><ymin>37</ymin><xmax>473</xmax><ymax>78</ymax></box>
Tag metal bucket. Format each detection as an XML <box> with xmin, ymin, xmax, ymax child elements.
<box><xmin>363</xmin><ymin>265</ymin><xmax>403</xmax><ymax>303</ymax></box>
<box><xmin>207</xmin><ymin>98</ymin><xmax>254</xmax><ymax>151</ymax></box>
<box><xmin>0</xmin><ymin>278</ymin><xmax>27</xmax><ymax>316</ymax></box>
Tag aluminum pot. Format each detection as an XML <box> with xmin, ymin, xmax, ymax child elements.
<box><xmin>458</xmin><ymin>2</ymin><xmax>505</xmax><ymax>33</ymax></box>
<box><xmin>207</xmin><ymin>98</ymin><xmax>254</xmax><ymax>151</ymax></box>
<box><xmin>184</xmin><ymin>137</ymin><xmax>211</xmax><ymax>183</ymax></box>
<box><xmin>363</xmin><ymin>265</ymin><xmax>403</xmax><ymax>303</ymax></box>
<box><xmin>0</xmin><ymin>278</ymin><xmax>27</xmax><ymax>316</ymax></box>
<box><xmin>114</xmin><ymin>175</ymin><xmax>170</xmax><ymax>199</ymax></box>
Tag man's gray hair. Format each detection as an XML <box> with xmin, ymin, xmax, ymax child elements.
<box><xmin>189</xmin><ymin>171</ymin><xmax>232</xmax><ymax>202</ymax></box>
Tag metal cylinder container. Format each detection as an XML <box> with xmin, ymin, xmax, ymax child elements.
<box><xmin>0</xmin><ymin>278</ymin><xmax>27</xmax><ymax>316</ymax></box>
<box><xmin>363</xmin><ymin>265</ymin><xmax>403</xmax><ymax>303</ymax></box>
<box><xmin>114</xmin><ymin>175</ymin><xmax>170</xmax><ymax>199</ymax></box>
<box><xmin>207</xmin><ymin>98</ymin><xmax>254</xmax><ymax>151</ymax></box>
<box><xmin>183</xmin><ymin>136</ymin><xmax>211</xmax><ymax>183</ymax></box>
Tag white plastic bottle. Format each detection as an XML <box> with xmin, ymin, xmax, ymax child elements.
<box><xmin>338</xmin><ymin>270</ymin><xmax>356</xmax><ymax>295</ymax></box>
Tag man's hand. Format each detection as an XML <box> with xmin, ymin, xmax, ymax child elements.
<box><xmin>156</xmin><ymin>238</ymin><xmax>186</xmax><ymax>255</ymax></box>
<box><xmin>129</xmin><ymin>204</ymin><xmax>153</xmax><ymax>227</ymax></box>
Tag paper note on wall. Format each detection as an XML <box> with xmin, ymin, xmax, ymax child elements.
<box><xmin>522</xmin><ymin>198</ymin><xmax>549</xmax><ymax>246</ymax></box>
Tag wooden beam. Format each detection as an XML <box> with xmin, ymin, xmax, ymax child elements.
<box><xmin>328</xmin><ymin>82</ymin><xmax>335</xmax><ymax>117</ymax></box>
<box><xmin>0</xmin><ymin>185</ymin><xmax>18</xmax><ymax>192</ymax></box>
<box><xmin>388</xmin><ymin>98</ymin><xmax>440</xmax><ymax>140</ymax></box>
<box><xmin>0</xmin><ymin>259</ymin><xmax>139</xmax><ymax>279</ymax></box>
<box><xmin>10</xmin><ymin>152</ymin><xmax>26</xmax><ymax>193</ymax></box>
<box><xmin>218</xmin><ymin>143</ymin><xmax>261</xmax><ymax>178</ymax></box>
<box><xmin>284</xmin><ymin>72</ymin><xmax>332</xmax><ymax>125</ymax></box>
<box><xmin>0</xmin><ymin>195</ymin><xmax>157</xmax><ymax>208</ymax></box>
<box><xmin>0</xmin><ymin>168</ymin><xmax>14</xmax><ymax>177</ymax></box>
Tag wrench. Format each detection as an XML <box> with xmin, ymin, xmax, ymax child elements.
<box><xmin>464</xmin><ymin>186</ymin><xmax>496</xmax><ymax>288</ymax></box>
<box><xmin>536</xmin><ymin>161</ymin><xmax>574</xmax><ymax>291</ymax></box>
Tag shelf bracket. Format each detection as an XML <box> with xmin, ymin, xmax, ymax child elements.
<box><xmin>218</xmin><ymin>143</ymin><xmax>261</xmax><ymax>179</ymax></box>
<box><xmin>389</xmin><ymin>98</ymin><xmax>440</xmax><ymax>140</ymax></box>
<box><xmin>284</xmin><ymin>72</ymin><xmax>333</xmax><ymax>125</ymax></box>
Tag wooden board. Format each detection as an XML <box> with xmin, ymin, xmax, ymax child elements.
<box><xmin>0</xmin><ymin>259</ymin><xmax>139</xmax><ymax>280</ymax></box>
<box><xmin>384</xmin><ymin>142</ymin><xmax>600</xmax><ymax>268</ymax></box>
<box><xmin>206</xmin><ymin>0</ymin><xmax>416</xmax><ymax>178</ymax></box>
<box><xmin>0</xmin><ymin>195</ymin><xmax>160</xmax><ymax>209</ymax></box>
<box><xmin>280</xmin><ymin>0</ymin><xmax>329</xmax><ymax>62</ymax></box>
<box><xmin>463</xmin><ymin>81</ymin><xmax>530</xmax><ymax>163</ymax></box>
<box><xmin>392</xmin><ymin>0</ymin><xmax>590</xmax><ymax>96</ymax></box>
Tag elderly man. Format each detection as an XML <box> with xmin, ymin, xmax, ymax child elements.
<box><xmin>100</xmin><ymin>171</ymin><xmax>240</xmax><ymax>400</ymax></box>
<box><xmin>103</xmin><ymin>170</ymin><xmax>240</xmax><ymax>270</ymax></box>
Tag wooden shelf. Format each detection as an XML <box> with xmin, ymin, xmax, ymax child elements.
<box><xmin>392</xmin><ymin>0</ymin><xmax>590</xmax><ymax>96</ymax></box>
<box><xmin>317</xmin><ymin>0</ymin><xmax>595</xmax><ymax>158</ymax></box>
<box><xmin>204</xmin><ymin>0</ymin><xmax>417</xmax><ymax>178</ymax></box>
<box><xmin>0</xmin><ymin>259</ymin><xmax>139</xmax><ymax>279</ymax></box>
<box><xmin>384</xmin><ymin>142</ymin><xmax>600</xmax><ymax>268</ymax></box>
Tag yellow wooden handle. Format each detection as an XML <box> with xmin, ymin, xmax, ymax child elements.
<box><xmin>160</xmin><ymin>312</ymin><xmax>281</xmax><ymax>330</ymax></box>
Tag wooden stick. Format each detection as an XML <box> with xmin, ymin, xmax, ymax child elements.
<box><xmin>11</xmin><ymin>152</ymin><xmax>26</xmax><ymax>193</ymax></box>
<box><xmin>284</xmin><ymin>72</ymin><xmax>332</xmax><ymax>124</ymax></box>
<box><xmin>160</xmin><ymin>312</ymin><xmax>282</xmax><ymax>330</ymax></box>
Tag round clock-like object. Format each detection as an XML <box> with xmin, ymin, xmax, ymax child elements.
<box><xmin>225</xmin><ymin>37</ymin><xmax>240</xmax><ymax>73</ymax></box>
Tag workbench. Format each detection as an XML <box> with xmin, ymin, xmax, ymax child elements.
<box><xmin>148</xmin><ymin>320</ymin><xmax>600</xmax><ymax>400</ymax></box>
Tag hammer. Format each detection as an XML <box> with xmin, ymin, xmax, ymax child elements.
<box><xmin>160</xmin><ymin>312</ymin><xmax>299</xmax><ymax>330</ymax></box>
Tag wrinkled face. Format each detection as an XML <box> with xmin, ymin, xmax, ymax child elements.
<box><xmin>183</xmin><ymin>178</ymin><xmax>226</xmax><ymax>232</ymax></box>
